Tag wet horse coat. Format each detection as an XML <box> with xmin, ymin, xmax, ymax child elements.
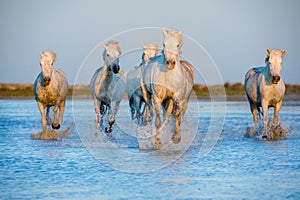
<box><xmin>90</xmin><ymin>40</ymin><xmax>126</xmax><ymax>133</ymax></box>
<box><xmin>126</xmin><ymin>43</ymin><xmax>158</xmax><ymax>123</ymax></box>
<box><xmin>34</xmin><ymin>51</ymin><xmax>68</xmax><ymax>137</ymax></box>
<box><xmin>244</xmin><ymin>48</ymin><xmax>286</xmax><ymax>139</ymax></box>
<box><xmin>141</xmin><ymin>28</ymin><xmax>194</xmax><ymax>148</ymax></box>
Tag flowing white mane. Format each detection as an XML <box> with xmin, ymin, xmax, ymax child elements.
<box><xmin>40</xmin><ymin>50</ymin><xmax>56</xmax><ymax>63</ymax></box>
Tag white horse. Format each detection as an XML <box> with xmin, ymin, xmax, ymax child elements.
<box><xmin>90</xmin><ymin>40</ymin><xmax>126</xmax><ymax>133</ymax></box>
<box><xmin>34</xmin><ymin>51</ymin><xmax>68</xmax><ymax>137</ymax></box>
<box><xmin>126</xmin><ymin>43</ymin><xmax>158</xmax><ymax>123</ymax></box>
<box><xmin>141</xmin><ymin>28</ymin><xmax>194</xmax><ymax>148</ymax></box>
<box><xmin>244</xmin><ymin>48</ymin><xmax>286</xmax><ymax>139</ymax></box>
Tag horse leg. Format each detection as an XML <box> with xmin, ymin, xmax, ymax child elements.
<box><xmin>106</xmin><ymin>101</ymin><xmax>120</xmax><ymax>133</ymax></box>
<box><xmin>52</xmin><ymin>104</ymin><xmax>60</xmax><ymax>129</ymax></box>
<box><xmin>129</xmin><ymin>96</ymin><xmax>136</xmax><ymax>120</ymax></box>
<box><xmin>172</xmin><ymin>98</ymin><xmax>181</xmax><ymax>144</ymax></box>
<box><xmin>153</xmin><ymin>95</ymin><xmax>162</xmax><ymax>148</ymax></box>
<box><xmin>261</xmin><ymin>100</ymin><xmax>269</xmax><ymax>139</ymax></box>
<box><xmin>38</xmin><ymin>102</ymin><xmax>47</xmax><ymax>135</ymax></box>
<box><xmin>141</xmin><ymin>101</ymin><xmax>148</xmax><ymax>125</ymax></box>
<box><xmin>273</xmin><ymin>101</ymin><xmax>282</xmax><ymax>125</ymax></box>
<box><xmin>135</xmin><ymin>96</ymin><xmax>142</xmax><ymax>123</ymax></box>
<box><xmin>164</xmin><ymin>99</ymin><xmax>173</xmax><ymax>123</ymax></box>
<box><xmin>93</xmin><ymin>99</ymin><xmax>100</xmax><ymax>132</ymax></box>
<box><xmin>250</xmin><ymin>103</ymin><xmax>258</xmax><ymax>129</ymax></box>
<box><xmin>57</xmin><ymin>100</ymin><xmax>66</xmax><ymax>129</ymax></box>
<box><xmin>46</xmin><ymin>106</ymin><xmax>51</xmax><ymax>125</ymax></box>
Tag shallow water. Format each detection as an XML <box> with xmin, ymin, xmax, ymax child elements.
<box><xmin>0</xmin><ymin>99</ymin><xmax>299</xmax><ymax>199</ymax></box>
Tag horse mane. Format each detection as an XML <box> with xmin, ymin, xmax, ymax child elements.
<box><xmin>142</xmin><ymin>43</ymin><xmax>158</xmax><ymax>53</ymax></box>
<box><xmin>102</xmin><ymin>40</ymin><xmax>121</xmax><ymax>62</ymax></box>
<box><xmin>166</xmin><ymin>29</ymin><xmax>183</xmax><ymax>48</ymax></box>
<box><xmin>41</xmin><ymin>50</ymin><xmax>56</xmax><ymax>63</ymax></box>
<box><xmin>264</xmin><ymin>56</ymin><xmax>269</xmax><ymax>64</ymax></box>
<box><xmin>265</xmin><ymin>49</ymin><xmax>285</xmax><ymax>64</ymax></box>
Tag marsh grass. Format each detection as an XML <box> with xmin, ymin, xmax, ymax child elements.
<box><xmin>1</xmin><ymin>83</ymin><xmax>300</xmax><ymax>99</ymax></box>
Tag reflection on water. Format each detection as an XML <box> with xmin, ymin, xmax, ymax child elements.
<box><xmin>0</xmin><ymin>99</ymin><xmax>299</xmax><ymax>199</ymax></box>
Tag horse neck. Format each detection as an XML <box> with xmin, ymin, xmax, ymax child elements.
<box><xmin>99</xmin><ymin>63</ymin><xmax>113</xmax><ymax>90</ymax></box>
<box><xmin>263</xmin><ymin>63</ymin><xmax>272</xmax><ymax>84</ymax></box>
<box><xmin>103</xmin><ymin>63</ymin><xmax>113</xmax><ymax>77</ymax></box>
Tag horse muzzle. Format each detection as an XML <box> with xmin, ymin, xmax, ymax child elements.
<box><xmin>166</xmin><ymin>60</ymin><xmax>175</xmax><ymax>70</ymax></box>
<box><xmin>272</xmin><ymin>75</ymin><xmax>281</xmax><ymax>84</ymax></box>
<box><xmin>43</xmin><ymin>77</ymin><xmax>51</xmax><ymax>86</ymax></box>
<box><xmin>112</xmin><ymin>64</ymin><xmax>120</xmax><ymax>74</ymax></box>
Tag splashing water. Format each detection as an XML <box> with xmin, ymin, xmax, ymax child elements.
<box><xmin>31</xmin><ymin>122</ymin><xmax>74</xmax><ymax>140</ymax></box>
<box><xmin>244</xmin><ymin>123</ymin><xmax>291</xmax><ymax>140</ymax></box>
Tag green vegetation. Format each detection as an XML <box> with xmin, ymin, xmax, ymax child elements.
<box><xmin>1</xmin><ymin>83</ymin><xmax>300</xmax><ymax>100</ymax></box>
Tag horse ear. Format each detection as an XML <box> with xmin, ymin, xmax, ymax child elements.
<box><xmin>266</xmin><ymin>48</ymin><xmax>271</xmax><ymax>56</ymax></box>
<box><xmin>40</xmin><ymin>51</ymin><xmax>44</xmax><ymax>58</ymax></box>
<box><xmin>162</xmin><ymin>27</ymin><xmax>168</xmax><ymax>37</ymax></box>
<box><xmin>102</xmin><ymin>44</ymin><xmax>108</xmax><ymax>50</ymax></box>
<box><xmin>281</xmin><ymin>50</ymin><xmax>286</xmax><ymax>57</ymax></box>
<box><xmin>178</xmin><ymin>29</ymin><xmax>183</xmax><ymax>36</ymax></box>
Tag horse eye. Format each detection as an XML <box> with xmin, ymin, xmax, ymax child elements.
<box><xmin>163</xmin><ymin>44</ymin><xmax>165</xmax><ymax>47</ymax></box>
<box><xmin>177</xmin><ymin>44</ymin><xmax>179</xmax><ymax>48</ymax></box>
<box><xmin>107</xmin><ymin>54</ymin><xmax>110</xmax><ymax>57</ymax></box>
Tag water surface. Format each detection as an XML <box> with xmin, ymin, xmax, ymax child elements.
<box><xmin>0</xmin><ymin>99</ymin><xmax>299</xmax><ymax>199</ymax></box>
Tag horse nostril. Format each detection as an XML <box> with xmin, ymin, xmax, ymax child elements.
<box><xmin>43</xmin><ymin>77</ymin><xmax>50</xmax><ymax>84</ymax></box>
<box><xmin>112</xmin><ymin>65</ymin><xmax>120</xmax><ymax>74</ymax></box>
<box><xmin>272</xmin><ymin>75</ymin><xmax>280</xmax><ymax>84</ymax></box>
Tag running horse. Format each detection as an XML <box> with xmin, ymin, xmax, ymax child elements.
<box><xmin>33</xmin><ymin>50</ymin><xmax>68</xmax><ymax>138</ymax></box>
<box><xmin>141</xmin><ymin>28</ymin><xmax>194</xmax><ymax>148</ymax></box>
<box><xmin>244</xmin><ymin>48</ymin><xmax>286</xmax><ymax>139</ymax></box>
<box><xmin>90</xmin><ymin>40</ymin><xmax>126</xmax><ymax>133</ymax></box>
<box><xmin>126</xmin><ymin>43</ymin><xmax>158</xmax><ymax>123</ymax></box>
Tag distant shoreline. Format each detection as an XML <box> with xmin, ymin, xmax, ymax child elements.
<box><xmin>1</xmin><ymin>83</ymin><xmax>300</xmax><ymax>101</ymax></box>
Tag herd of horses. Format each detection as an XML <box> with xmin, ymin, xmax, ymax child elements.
<box><xmin>32</xmin><ymin>27</ymin><xmax>287</xmax><ymax>147</ymax></box>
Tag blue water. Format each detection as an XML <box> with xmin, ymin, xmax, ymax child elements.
<box><xmin>0</xmin><ymin>99</ymin><xmax>300</xmax><ymax>199</ymax></box>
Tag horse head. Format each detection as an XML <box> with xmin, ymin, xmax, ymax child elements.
<box><xmin>102</xmin><ymin>40</ymin><xmax>121</xmax><ymax>74</ymax></box>
<box><xmin>266</xmin><ymin>48</ymin><xmax>286</xmax><ymax>84</ymax></box>
<box><xmin>141</xmin><ymin>43</ymin><xmax>158</xmax><ymax>65</ymax></box>
<box><xmin>162</xmin><ymin>28</ymin><xmax>183</xmax><ymax>70</ymax></box>
<box><xmin>40</xmin><ymin>51</ymin><xmax>56</xmax><ymax>86</ymax></box>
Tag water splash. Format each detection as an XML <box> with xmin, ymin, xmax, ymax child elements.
<box><xmin>31</xmin><ymin>122</ymin><xmax>74</xmax><ymax>140</ymax></box>
<box><xmin>244</xmin><ymin>123</ymin><xmax>291</xmax><ymax>140</ymax></box>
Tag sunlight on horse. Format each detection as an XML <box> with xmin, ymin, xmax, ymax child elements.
<box><xmin>90</xmin><ymin>40</ymin><xmax>126</xmax><ymax>134</ymax></box>
<box><xmin>244</xmin><ymin>48</ymin><xmax>286</xmax><ymax>140</ymax></box>
<box><xmin>32</xmin><ymin>50</ymin><xmax>68</xmax><ymax>140</ymax></box>
<box><xmin>141</xmin><ymin>28</ymin><xmax>194</xmax><ymax>149</ymax></box>
<box><xmin>126</xmin><ymin>43</ymin><xmax>158</xmax><ymax>124</ymax></box>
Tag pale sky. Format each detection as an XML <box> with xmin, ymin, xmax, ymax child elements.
<box><xmin>0</xmin><ymin>0</ymin><xmax>299</xmax><ymax>85</ymax></box>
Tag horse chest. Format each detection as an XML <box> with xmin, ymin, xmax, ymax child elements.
<box><xmin>37</xmin><ymin>86</ymin><xmax>59</xmax><ymax>106</ymax></box>
<box><xmin>261</xmin><ymin>84</ymin><xmax>284</xmax><ymax>107</ymax></box>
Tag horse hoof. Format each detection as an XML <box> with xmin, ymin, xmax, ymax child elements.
<box><xmin>105</xmin><ymin>127</ymin><xmax>112</xmax><ymax>133</ymax></box>
<box><xmin>172</xmin><ymin>135</ymin><xmax>181</xmax><ymax>144</ymax></box>
<box><xmin>262</xmin><ymin>135</ymin><xmax>268</xmax><ymax>140</ymax></box>
<box><xmin>52</xmin><ymin>123</ymin><xmax>60</xmax><ymax>130</ymax></box>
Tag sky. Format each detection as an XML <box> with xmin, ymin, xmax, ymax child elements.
<box><xmin>0</xmin><ymin>0</ymin><xmax>299</xmax><ymax>85</ymax></box>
